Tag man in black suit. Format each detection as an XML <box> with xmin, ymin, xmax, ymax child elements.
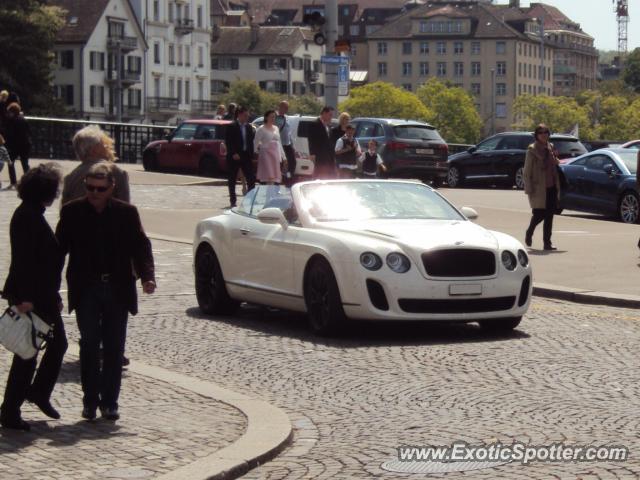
<box><xmin>224</xmin><ymin>105</ymin><xmax>256</xmax><ymax>207</ymax></box>
<box><xmin>307</xmin><ymin>106</ymin><xmax>336</xmax><ymax>179</ymax></box>
<box><xmin>56</xmin><ymin>163</ymin><xmax>155</xmax><ymax>422</ymax></box>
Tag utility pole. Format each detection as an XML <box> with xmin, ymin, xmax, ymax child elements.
<box><xmin>539</xmin><ymin>15</ymin><xmax>545</xmax><ymax>94</ymax></box>
<box><xmin>116</xmin><ymin>42</ymin><xmax>123</xmax><ymax>122</ymax></box>
<box><xmin>490</xmin><ymin>68</ymin><xmax>495</xmax><ymax>135</ymax></box>
<box><xmin>324</xmin><ymin>0</ymin><xmax>338</xmax><ymax>112</ymax></box>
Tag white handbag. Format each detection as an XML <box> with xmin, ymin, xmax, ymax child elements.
<box><xmin>0</xmin><ymin>307</ymin><xmax>53</xmax><ymax>360</ymax></box>
<box><xmin>295</xmin><ymin>156</ymin><xmax>315</xmax><ymax>176</ymax></box>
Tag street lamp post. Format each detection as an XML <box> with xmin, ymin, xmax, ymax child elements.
<box><xmin>539</xmin><ymin>15</ymin><xmax>545</xmax><ymax>94</ymax></box>
<box><xmin>490</xmin><ymin>67</ymin><xmax>495</xmax><ymax>135</ymax></box>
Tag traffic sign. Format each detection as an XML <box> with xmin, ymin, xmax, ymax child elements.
<box><xmin>338</xmin><ymin>64</ymin><xmax>349</xmax><ymax>96</ymax></box>
<box><xmin>321</xmin><ymin>55</ymin><xmax>349</xmax><ymax>65</ymax></box>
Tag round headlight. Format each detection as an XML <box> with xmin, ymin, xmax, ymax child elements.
<box><xmin>517</xmin><ymin>249</ymin><xmax>529</xmax><ymax>267</ymax></box>
<box><xmin>360</xmin><ymin>252</ymin><xmax>383</xmax><ymax>271</ymax></box>
<box><xmin>501</xmin><ymin>251</ymin><xmax>517</xmax><ymax>271</ymax></box>
<box><xmin>386</xmin><ymin>253</ymin><xmax>411</xmax><ymax>273</ymax></box>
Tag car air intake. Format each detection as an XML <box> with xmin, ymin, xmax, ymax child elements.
<box><xmin>422</xmin><ymin>249</ymin><xmax>496</xmax><ymax>277</ymax></box>
<box><xmin>366</xmin><ymin>279</ymin><xmax>389</xmax><ymax>311</ymax></box>
<box><xmin>398</xmin><ymin>297</ymin><xmax>516</xmax><ymax>314</ymax></box>
<box><xmin>518</xmin><ymin>275</ymin><xmax>530</xmax><ymax>307</ymax></box>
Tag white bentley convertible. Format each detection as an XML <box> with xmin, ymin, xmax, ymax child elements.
<box><xmin>194</xmin><ymin>180</ymin><xmax>532</xmax><ymax>335</ymax></box>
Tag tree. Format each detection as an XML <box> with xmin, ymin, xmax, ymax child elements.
<box><xmin>416</xmin><ymin>78</ymin><xmax>482</xmax><ymax>144</ymax></box>
<box><xmin>220</xmin><ymin>80</ymin><xmax>263</xmax><ymax>116</ymax></box>
<box><xmin>288</xmin><ymin>94</ymin><xmax>323</xmax><ymax>115</ymax></box>
<box><xmin>0</xmin><ymin>1</ymin><xmax>65</xmax><ymax>113</ymax></box>
<box><xmin>338</xmin><ymin>82</ymin><xmax>431</xmax><ymax>121</ymax></box>
<box><xmin>623</xmin><ymin>48</ymin><xmax>640</xmax><ymax>93</ymax></box>
<box><xmin>512</xmin><ymin>94</ymin><xmax>596</xmax><ymax>140</ymax></box>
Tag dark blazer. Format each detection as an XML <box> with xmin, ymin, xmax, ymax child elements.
<box><xmin>2</xmin><ymin>201</ymin><xmax>63</xmax><ymax>313</ymax></box>
<box><xmin>56</xmin><ymin>198</ymin><xmax>155</xmax><ymax>315</ymax></box>
<box><xmin>5</xmin><ymin>114</ymin><xmax>30</xmax><ymax>156</ymax></box>
<box><xmin>225</xmin><ymin>121</ymin><xmax>255</xmax><ymax>160</ymax></box>
<box><xmin>307</xmin><ymin>118</ymin><xmax>335</xmax><ymax>166</ymax></box>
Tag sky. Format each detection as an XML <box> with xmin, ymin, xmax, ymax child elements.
<box><xmin>495</xmin><ymin>0</ymin><xmax>639</xmax><ymax>51</ymax></box>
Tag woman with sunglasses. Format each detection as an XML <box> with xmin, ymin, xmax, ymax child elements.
<box><xmin>523</xmin><ymin>123</ymin><xmax>562</xmax><ymax>251</ymax></box>
<box><xmin>1</xmin><ymin>163</ymin><xmax>67</xmax><ymax>430</ymax></box>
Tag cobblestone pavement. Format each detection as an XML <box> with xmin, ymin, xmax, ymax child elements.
<box><xmin>1</xmin><ymin>184</ymin><xmax>639</xmax><ymax>479</ymax></box>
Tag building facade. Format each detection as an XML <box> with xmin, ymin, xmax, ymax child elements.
<box><xmin>51</xmin><ymin>0</ymin><xmax>147</xmax><ymax>122</ymax></box>
<box><xmin>210</xmin><ymin>26</ymin><xmax>326</xmax><ymax>104</ymax></box>
<box><xmin>367</xmin><ymin>2</ymin><xmax>554</xmax><ymax>134</ymax></box>
<box><xmin>130</xmin><ymin>0</ymin><xmax>212</xmax><ymax>123</ymax></box>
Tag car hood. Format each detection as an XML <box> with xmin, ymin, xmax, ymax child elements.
<box><xmin>318</xmin><ymin>218</ymin><xmax>500</xmax><ymax>251</ymax></box>
<box><xmin>145</xmin><ymin>139</ymin><xmax>167</xmax><ymax>150</ymax></box>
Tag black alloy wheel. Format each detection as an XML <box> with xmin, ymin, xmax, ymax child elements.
<box><xmin>447</xmin><ymin>166</ymin><xmax>464</xmax><ymax>188</ymax></box>
<box><xmin>142</xmin><ymin>151</ymin><xmax>157</xmax><ymax>171</ymax></box>
<box><xmin>304</xmin><ymin>259</ymin><xmax>346</xmax><ymax>336</ymax></box>
<box><xmin>195</xmin><ymin>245</ymin><xmax>239</xmax><ymax>315</ymax></box>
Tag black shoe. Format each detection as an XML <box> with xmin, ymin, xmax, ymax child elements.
<box><xmin>100</xmin><ymin>406</ymin><xmax>120</xmax><ymax>421</ymax></box>
<box><xmin>1</xmin><ymin>416</ymin><xmax>30</xmax><ymax>431</ymax></box>
<box><xmin>525</xmin><ymin>234</ymin><xmax>532</xmax><ymax>247</ymax></box>
<box><xmin>81</xmin><ymin>406</ymin><xmax>97</xmax><ymax>421</ymax></box>
<box><xmin>122</xmin><ymin>355</ymin><xmax>130</xmax><ymax>367</ymax></box>
<box><xmin>543</xmin><ymin>244</ymin><xmax>557</xmax><ymax>251</ymax></box>
<box><xmin>26</xmin><ymin>395</ymin><xmax>60</xmax><ymax>420</ymax></box>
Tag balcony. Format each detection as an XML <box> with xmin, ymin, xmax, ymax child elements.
<box><xmin>191</xmin><ymin>100</ymin><xmax>217</xmax><ymax>114</ymax></box>
<box><xmin>544</xmin><ymin>38</ymin><xmax>597</xmax><ymax>56</ymax></box>
<box><xmin>107</xmin><ymin>35</ymin><xmax>138</xmax><ymax>53</ymax></box>
<box><xmin>173</xmin><ymin>18</ymin><xmax>194</xmax><ymax>35</ymax></box>
<box><xmin>146</xmin><ymin>96</ymin><xmax>179</xmax><ymax>113</ymax></box>
<box><xmin>105</xmin><ymin>70</ymin><xmax>141</xmax><ymax>86</ymax></box>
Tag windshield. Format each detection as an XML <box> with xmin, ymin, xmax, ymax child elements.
<box><xmin>618</xmin><ymin>151</ymin><xmax>638</xmax><ymax>174</ymax></box>
<box><xmin>392</xmin><ymin>125</ymin><xmax>443</xmax><ymax>141</ymax></box>
<box><xmin>300</xmin><ymin>182</ymin><xmax>465</xmax><ymax>222</ymax></box>
<box><xmin>553</xmin><ymin>139</ymin><xmax>587</xmax><ymax>156</ymax></box>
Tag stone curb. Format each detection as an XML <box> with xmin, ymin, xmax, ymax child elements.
<box><xmin>67</xmin><ymin>344</ymin><xmax>293</xmax><ymax>480</ymax></box>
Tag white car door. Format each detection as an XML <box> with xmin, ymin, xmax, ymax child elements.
<box><xmin>232</xmin><ymin>186</ymin><xmax>297</xmax><ymax>296</ymax></box>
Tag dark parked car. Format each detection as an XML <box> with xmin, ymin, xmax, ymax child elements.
<box><xmin>558</xmin><ymin>148</ymin><xmax>639</xmax><ymax>224</ymax></box>
<box><xmin>447</xmin><ymin>132</ymin><xmax>587</xmax><ymax>189</ymax></box>
<box><xmin>350</xmin><ymin>118</ymin><xmax>449</xmax><ymax>185</ymax></box>
<box><xmin>142</xmin><ymin>119</ymin><xmax>230</xmax><ymax>176</ymax></box>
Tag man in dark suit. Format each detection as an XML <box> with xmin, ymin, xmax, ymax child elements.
<box><xmin>224</xmin><ymin>105</ymin><xmax>256</xmax><ymax>207</ymax></box>
<box><xmin>307</xmin><ymin>106</ymin><xmax>336</xmax><ymax>179</ymax></box>
<box><xmin>56</xmin><ymin>163</ymin><xmax>155</xmax><ymax>422</ymax></box>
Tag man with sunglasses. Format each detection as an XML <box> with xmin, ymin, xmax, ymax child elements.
<box><xmin>56</xmin><ymin>163</ymin><xmax>155</xmax><ymax>422</ymax></box>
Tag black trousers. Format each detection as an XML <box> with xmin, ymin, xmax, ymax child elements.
<box><xmin>283</xmin><ymin>144</ymin><xmax>296</xmax><ymax>185</ymax></box>
<box><xmin>1</xmin><ymin>306</ymin><xmax>67</xmax><ymax>420</ymax></box>
<box><xmin>526</xmin><ymin>186</ymin><xmax>558</xmax><ymax>246</ymax></box>
<box><xmin>8</xmin><ymin>150</ymin><xmax>29</xmax><ymax>185</ymax></box>
<box><xmin>227</xmin><ymin>153</ymin><xmax>256</xmax><ymax>205</ymax></box>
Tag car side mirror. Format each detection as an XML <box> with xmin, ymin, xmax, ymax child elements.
<box><xmin>460</xmin><ymin>206</ymin><xmax>478</xmax><ymax>220</ymax></box>
<box><xmin>257</xmin><ymin>208</ymin><xmax>288</xmax><ymax>229</ymax></box>
<box><xmin>467</xmin><ymin>146</ymin><xmax>477</xmax><ymax>154</ymax></box>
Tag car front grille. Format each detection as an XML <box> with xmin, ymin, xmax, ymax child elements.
<box><xmin>421</xmin><ymin>249</ymin><xmax>496</xmax><ymax>277</ymax></box>
<box><xmin>398</xmin><ymin>297</ymin><xmax>516</xmax><ymax>314</ymax></box>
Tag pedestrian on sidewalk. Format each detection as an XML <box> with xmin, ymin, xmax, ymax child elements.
<box><xmin>225</xmin><ymin>106</ymin><xmax>256</xmax><ymax>207</ymax></box>
<box><xmin>255</xmin><ymin>109</ymin><xmax>287</xmax><ymax>185</ymax></box>
<box><xmin>334</xmin><ymin>124</ymin><xmax>361</xmax><ymax>178</ymax></box>
<box><xmin>637</xmin><ymin>149</ymin><xmax>640</xmax><ymax>250</ymax></box>
<box><xmin>1</xmin><ymin>163</ymin><xmax>67</xmax><ymax>431</ymax></box>
<box><xmin>56</xmin><ymin>163</ymin><xmax>156</xmax><ymax>422</ymax></box>
<box><xmin>308</xmin><ymin>106</ymin><xmax>337</xmax><ymax>179</ymax></box>
<box><xmin>330</xmin><ymin>111</ymin><xmax>351</xmax><ymax>148</ymax></box>
<box><xmin>4</xmin><ymin>102</ymin><xmax>30</xmax><ymax>189</ymax></box>
<box><xmin>523</xmin><ymin>123</ymin><xmax>561</xmax><ymax>251</ymax></box>
<box><xmin>61</xmin><ymin>125</ymin><xmax>130</xmax><ymax>207</ymax></box>
<box><xmin>360</xmin><ymin>139</ymin><xmax>386</xmax><ymax>178</ymax></box>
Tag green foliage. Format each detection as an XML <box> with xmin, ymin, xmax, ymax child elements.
<box><xmin>512</xmin><ymin>94</ymin><xmax>596</xmax><ymax>140</ymax></box>
<box><xmin>416</xmin><ymin>78</ymin><xmax>482</xmax><ymax>144</ymax></box>
<box><xmin>288</xmin><ymin>94</ymin><xmax>323</xmax><ymax>115</ymax></box>
<box><xmin>338</xmin><ymin>82</ymin><xmax>431</xmax><ymax>121</ymax></box>
<box><xmin>623</xmin><ymin>48</ymin><xmax>640</xmax><ymax>93</ymax></box>
<box><xmin>0</xmin><ymin>1</ymin><xmax>65</xmax><ymax>113</ymax></box>
<box><xmin>597</xmin><ymin>50</ymin><xmax>620</xmax><ymax>66</ymax></box>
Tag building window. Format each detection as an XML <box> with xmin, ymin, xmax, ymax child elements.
<box><xmin>154</xmin><ymin>77</ymin><xmax>161</xmax><ymax>96</ymax></box>
<box><xmin>127</xmin><ymin>55</ymin><xmax>141</xmax><ymax>73</ymax></box>
<box><xmin>496</xmin><ymin>83</ymin><xmax>506</xmax><ymax>96</ymax></box>
<box><xmin>471</xmin><ymin>41</ymin><xmax>480</xmax><ymax>55</ymax></box>
<box><xmin>89</xmin><ymin>85</ymin><xmax>104</xmax><ymax>108</ymax></box>
<box><xmin>454</xmin><ymin>62</ymin><xmax>463</xmax><ymax>77</ymax></box>
<box><xmin>402</xmin><ymin>42</ymin><xmax>412</xmax><ymax>55</ymax></box>
<box><xmin>351</xmin><ymin>44</ymin><xmax>357</xmax><ymax>57</ymax></box>
<box><xmin>60</xmin><ymin>50</ymin><xmax>74</xmax><ymax>69</ymax></box>
<box><xmin>211</xmin><ymin>79</ymin><xmax>229</xmax><ymax>94</ymax></box>
<box><xmin>168</xmin><ymin>44</ymin><xmax>175</xmax><ymax>65</ymax></box>
<box><xmin>419</xmin><ymin>62</ymin><xmax>429</xmax><ymax>76</ymax></box>
<box><xmin>55</xmin><ymin>85</ymin><xmax>74</xmax><ymax>106</ymax></box>
<box><xmin>518</xmin><ymin>43</ymin><xmax>522</xmax><ymax>55</ymax></box>
<box><xmin>168</xmin><ymin>2</ymin><xmax>174</xmax><ymax>22</ymax></box>
<box><xmin>258</xmin><ymin>80</ymin><xmax>288</xmax><ymax>94</ymax></box>
<box><xmin>185</xmin><ymin>80</ymin><xmax>190</xmax><ymax>104</ymax></box>
<box><xmin>153</xmin><ymin>0</ymin><xmax>160</xmax><ymax>21</ymax></box>
<box><xmin>211</xmin><ymin>57</ymin><xmax>239</xmax><ymax>70</ymax></box>
<box><xmin>198</xmin><ymin>46</ymin><xmax>204</xmax><ymax>67</ymax></box>
<box><xmin>402</xmin><ymin>84</ymin><xmax>412</xmax><ymax>92</ymax></box>
<box><xmin>169</xmin><ymin>78</ymin><xmax>175</xmax><ymax>97</ymax></box>
<box><xmin>259</xmin><ymin>58</ymin><xmax>287</xmax><ymax>70</ymax></box>
<box><xmin>377</xmin><ymin>42</ymin><xmax>387</xmax><ymax>55</ymax></box>
<box><xmin>154</xmin><ymin>42</ymin><xmax>161</xmax><ymax>64</ymax></box>
<box><xmin>89</xmin><ymin>51</ymin><xmax>104</xmax><ymax>71</ymax></box>
<box><xmin>177</xmin><ymin>45</ymin><xmax>183</xmax><ymax>65</ymax></box>
<box><xmin>197</xmin><ymin>5</ymin><xmax>203</xmax><ymax>28</ymax></box>
<box><xmin>496</xmin><ymin>41</ymin><xmax>506</xmax><ymax>54</ymax></box>
<box><xmin>421</xmin><ymin>20</ymin><xmax>463</xmax><ymax>33</ymax></box>
<box><xmin>496</xmin><ymin>103</ymin><xmax>507</xmax><ymax>118</ymax></box>
<box><xmin>471</xmin><ymin>62</ymin><xmax>481</xmax><ymax>76</ymax></box>
<box><xmin>402</xmin><ymin>62</ymin><xmax>412</xmax><ymax>76</ymax></box>
<box><xmin>437</xmin><ymin>62</ymin><xmax>446</xmax><ymax>77</ymax></box>
<box><xmin>128</xmin><ymin>89</ymin><xmax>142</xmax><ymax>108</ymax></box>
<box><xmin>185</xmin><ymin>45</ymin><xmax>191</xmax><ymax>66</ymax></box>
<box><xmin>496</xmin><ymin>61</ymin><xmax>506</xmax><ymax>76</ymax></box>
<box><xmin>437</xmin><ymin>42</ymin><xmax>446</xmax><ymax>55</ymax></box>
<box><xmin>378</xmin><ymin>62</ymin><xmax>387</xmax><ymax>76</ymax></box>
<box><xmin>518</xmin><ymin>62</ymin><xmax>522</xmax><ymax>76</ymax></box>
<box><xmin>454</xmin><ymin>41</ymin><xmax>463</xmax><ymax>54</ymax></box>
<box><xmin>350</xmin><ymin>25</ymin><xmax>359</xmax><ymax>36</ymax></box>
<box><xmin>420</xmin><ymin>41</ymin><xmax>429</xmax><ymax>55</ymax></box>
<box><xmin>518</xmin><ymin>83</ymin><xmax>522</xmax><ymax>95</ymax></box>
<box><xmin>177</xmin><ymin>79</ymin><xmax>182</xmax><ymax>103</ymax></box>
<box><xmin>471</xmin><ymin>83</ymin><xmax>480</xmax><ymax>95</ymax></box>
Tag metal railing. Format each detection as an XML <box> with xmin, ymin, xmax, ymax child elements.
<box><xmin>107</xmin><ymin>35</ymin><xmax>138</xmax><ymax>52</ymax></box>
<box><xmin>25</xmin><ymin>116</ymin><xmax>174</xmax><ymax>164</ymax></box>
<box><xmin>191</xmin><ymin>100</ymin><xmax>217</xmax><ymax>113</ymax></box>
<box><xmin>146</xmin><ymin>96</ymin><xmax>179</xmax><ymax>112</ymax></box>
<box><xmin>173</xmin><ymin>18</ymin><xmax>194</xmax><ymax>34</ymax></box>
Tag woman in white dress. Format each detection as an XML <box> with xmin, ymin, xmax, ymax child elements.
<box><xmin>254</xmin><ymin>110</ymin><xmax>287</xmax><ymax>184</ymax></box>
